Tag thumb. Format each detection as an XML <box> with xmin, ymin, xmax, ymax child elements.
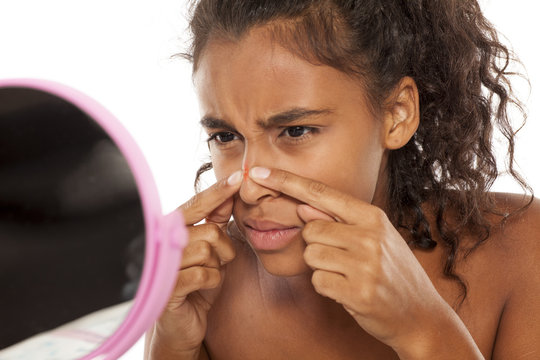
<box><xmin>205</xmin><ymin>196</ymin><xmax>235</xmax><ymax>228</ymax></box>
<box><xmin>297</xmin><ymin>204</ymin><xmax>336</xmax><ymax>223</ymax></box>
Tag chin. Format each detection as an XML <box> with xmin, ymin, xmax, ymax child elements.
<box><xmin>251</xmin><ymin>240</ymin><xmax>312</xmax><ymax>277</ymax></box>
<box><xmin>256</xmin><ymin>254</ymin><xmax>311</xmax><ymax>277</ymax></box>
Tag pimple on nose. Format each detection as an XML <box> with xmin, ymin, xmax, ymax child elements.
<box><xmin>243</xmin><ymin>164</ymin><xmax>249</xmax><ymax>181</ymax></box>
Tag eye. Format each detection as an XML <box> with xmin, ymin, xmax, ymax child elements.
<box><xmin>279</xmin><ymin>126</ymin><xmax>318</xmax><ymax>142</ymax></box>
<box><xmin>207</xmin><ymin>131</ymin><xmax>240</xmax><ymax>144</ymax></box>
<box><xmin>283</xmin><ymin>126</ymin><xmax>311</xmax><ymax>138</ymax></box>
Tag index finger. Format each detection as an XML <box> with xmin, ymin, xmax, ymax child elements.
<box><xmin>248</xmin><ymin>167</ymin><xmax>373</xmax><ymax>224</ymax></box>
<box><xmin>180</xmin><ymin>170</ymin><xmax>242</xmax><ymax>226</ymax></box>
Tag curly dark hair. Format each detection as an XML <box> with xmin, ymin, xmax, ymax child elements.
<box><xmin>181</xmin><ymin>0</ymin><xmax>532</xmax><ymax>305</ymax></box>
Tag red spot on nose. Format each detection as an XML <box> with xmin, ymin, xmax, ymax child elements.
<box><xmin>243</xmin><ymin>165</ymin><xmax>249</xmax><ymax>181</ymax></box>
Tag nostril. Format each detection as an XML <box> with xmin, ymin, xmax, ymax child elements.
<box><xmin>238</xmin><ymin>166</ymin><xmax>280</xmax><ymax>204</ymax></box>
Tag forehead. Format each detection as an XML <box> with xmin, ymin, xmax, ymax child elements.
<box><xmin>193</xmin><ymin>26</ymin><xmax>368</xmax><ymax>124</ymax></box>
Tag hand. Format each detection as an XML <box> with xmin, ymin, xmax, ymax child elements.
<box><xmin>248</xmin><ymin>167</ymin><xmax>482</xmax><ymax>358</ymax></box>
<box><xmin>151</xmin><ymin>171</ymin><xmax>242</xmax><ymax>356</ymax></box>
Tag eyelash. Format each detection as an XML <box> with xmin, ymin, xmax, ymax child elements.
<box><xmin>279</xmin><ymin>126</ymin><xmax>318</xmax><ymax>144</ymax></box>
<box><xmin>206</xmin><ymin>126</ymin><xmax>319</xmax><ymax>146</ymax></box>
<box><xmin>206</xmin><ymin>132</ymin><xmax>240</xmax><ymax>144</ymax></box>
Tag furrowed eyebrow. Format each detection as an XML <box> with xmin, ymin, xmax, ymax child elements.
<box><xmin>199</xmin><ymin>107</ymin><xmax>333</xmax><ymax>131</ymax></box>
<box><xmin>259</xmin><ymin>107</ymin><xmax>334</xmax><ymax>128</ymax></box>
<box><xmin>200</xmin><ymin>116</ymin><xmax>237</xmax><ymax>132</ymax></box>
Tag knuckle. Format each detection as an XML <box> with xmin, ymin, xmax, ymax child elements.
<box><xmin>308</xmin><ymin>180</ymin><xmax>327</xmax><ymax>197</ymax></box>
<box><xmin>195</xmin><ymin>240</ymin><xmax>213</xmax><ymax>259</ymax></box>
<box><xmin>204</xmin><ymin>222</ymin><xmax>222</xmax><ymax>239</ymax></box>
<box><xmin>369</xmin><ymin>206</ymin><xmax>388</xmax><ymax>227</ymax></box>
<box><xmin>311</xmin><ymin>270</ymin><xmax>331</xmax><ymax>293</ymax></box>
<box><xmin>355</xmin><ymin>265</ymin><xmax>380</xmax><ymax>305</ymax></box>
<box><xmin>184</xmin><ymin>193</ymin><xmax>202</xmax><ymax>211</ymax></box>
<box><xmin>305</xmin><ymin>243</ymin><xmax>324</xmax><ymax>262</ymax></box>
<box><xmin>222</xmin><ymin>246</ymin><xmax>236</xmax><ymax>263</ymax></box>
<box><xmin>185</xmin><ymin>227</ymin><xmax>197</xmax><ymax>245</ymax></box>
<box><xmin>303</xmin><ymin>244</ymin><xmax>317</xmax><ymax>262</ymax></box>
<box><xmin>362</xmin><ymin>234</ymin><xmax>382</xmax><ymax>255</ymax></box>
<box><xmin>191</xmin><ymin>267</ymin><xmax>210</xmax><ymax>284</ymax></box>
<box><xmin>276</xmin><ymin>170</ymin><xmax>290</xmax><ymax>186</ymax></box>
<box><xmin>302</xmin><ymin>221</ymin><xmax>318</xmax><ymax>239</ymax></box>
<box><xmin>359</xmin><ymin>282</ymin><xmax>378</xmax><ymax>306</ymax></box>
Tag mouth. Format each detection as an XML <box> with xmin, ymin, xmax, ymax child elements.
<box><xmin>243</xmin><ymin>219</ymin><xmax>301</xmax><ymax>251</ymax></box>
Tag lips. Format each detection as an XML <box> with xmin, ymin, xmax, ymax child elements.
<box><xmin>243</xmin><ymin>219</ymin><xmax>301</xmax><ymax>251</ymax></box>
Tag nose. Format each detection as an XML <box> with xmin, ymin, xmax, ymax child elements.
<box><xmin>238</xmin><ymin>141</ymin><xmax>280</xmax><ymax>205</ymax></box>
<box><xmin>239</xmin><ymin>175</ymin><xmax>280</xmax><ymax>205</ymax></box>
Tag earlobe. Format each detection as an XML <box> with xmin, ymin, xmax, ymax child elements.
<box><xmin>383</xmin><ymin>77</ymin><xmax>420</xmax><ymax>150</ymax></box>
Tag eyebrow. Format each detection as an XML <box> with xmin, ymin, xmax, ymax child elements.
<box><xmin>199</xmin><ymin>107</ymin><xmax>334</xmax><ymax>131</ymax></box>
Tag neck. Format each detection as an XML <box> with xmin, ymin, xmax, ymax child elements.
<box><xmin>255</xmin><ymin>260</ymin><xmax>345</xmax><ymax>321</ymax></box>
<box><xmin>371</xmin><ymin>151</ymin><xmax>390</xmax><ymax>210</ymax></box>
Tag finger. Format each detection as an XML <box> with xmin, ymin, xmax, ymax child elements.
<box><xmin>302</xmin><ymin>220</ymin><xmax>357</xmax><ymax>249</ymax></box>
<box><xmin>174</xmin><ymin>266</ymin><xmax>222</xmax><ymax>299</ymax></box>
<box><xmin>303</xmin><ymin>242</ymin><xmax>352</xmax><ymax>276</ymax></box>
<box><xmin>188</xmin><ymin>223</ymin><xmax>236</xmax><ymax>265</ymax></box>
<box><xmin>205</xmin><ymin>196</ymin><xmax>234</xmax><ymax>226</ymax></box>
<box><xmin>249</xmin><ymin>167</ymin><xmax>372</xmax><ymax>224</ymax></box>
<box><xmin>180</xmin><ymin>239</ymin><xmax>221</xmax><ymax>269</ymax></box>
<box><xmin>297</xmin><ymin>204</ymin><xmax>335</xmax><ymax>223</ymax></box>
<box><xmin>311</xmin><ymin>269</ymin><xmax>348</xmax><ymax>305</ymax></box>
<box><xmin>180</xmin><ymin>170</ymin><xmax>242</xmax><ymax>226</ymax></box>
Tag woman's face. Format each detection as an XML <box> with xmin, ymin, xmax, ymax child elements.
<box><xmin>194</xmin><ymin>27</ymin><xmax>389</xmax><ymax>277</ymax></box>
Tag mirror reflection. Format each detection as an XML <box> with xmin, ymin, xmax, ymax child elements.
<box><xmin>0</xmin><ymin>87</ymin><xmax>145</xmax><ymax>357</ymax></box>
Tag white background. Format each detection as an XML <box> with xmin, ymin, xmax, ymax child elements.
<box><xmin>0</xmin><ymin>1</ymin><xmax>538</xmax><ymax>358</ymax></box>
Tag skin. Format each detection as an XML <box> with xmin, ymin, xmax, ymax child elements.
<box><xmin>145</xmin><ymin>25</ymin><xmax>540</xmax><ymax>359</ymax></box>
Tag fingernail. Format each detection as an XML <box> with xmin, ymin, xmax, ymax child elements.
<box><xmin>250</xmin><ymin>166</ymin><xmax>270</xmax><ymax>180</ymax></box>
<box><xmin>227</xmin><ymin>170</ymin><xmax>242</xmax><ymax>185</ymax></box>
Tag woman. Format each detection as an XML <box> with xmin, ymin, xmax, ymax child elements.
<box><xmin>145</xmin><ymin>1</ymin><xmax>540</xmax><ymax>359</ymax></box>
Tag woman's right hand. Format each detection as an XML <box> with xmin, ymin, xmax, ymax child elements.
<box><xmin>147</xmin><ymin>170</ymin><xmax>242</xmax><ymax>359</ymax></box>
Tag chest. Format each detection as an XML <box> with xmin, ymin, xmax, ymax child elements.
<box><xmin>204</xmin><ymin>245</ymin><xmax>506</xmax><ymax>359</ymax></box>
<box><xmin>205</xmin><ymin>289</ymin><xmax>400</xmax><ymax>360</ymax></box>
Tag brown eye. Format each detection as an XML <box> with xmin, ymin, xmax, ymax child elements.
<box><xmin>207</xmin><ymin>131</ymin><xmax>239</xmax><ymax>144</ymax></box>
<box><xmin>278</xmin><ymin>126</ymin><xmax>319</xmax><ymax>145</ymax></box>
<box><xmin>284</xmin><ymin>126</ymin><xmax>309</xmax><ymax>137</ymax></box>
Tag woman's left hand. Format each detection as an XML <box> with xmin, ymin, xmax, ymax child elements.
<box><xmin>248</xmin><ymin>167</ymin><xmax>483</xmax><ymax>359</ymax></box>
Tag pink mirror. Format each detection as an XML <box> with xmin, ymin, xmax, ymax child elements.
<box><xmin>0</xmin><ymin>78</ymin><xmax>187</xmax><ymax>360</ymax></box>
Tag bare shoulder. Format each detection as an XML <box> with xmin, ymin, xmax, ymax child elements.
<box><xmin>436</xmin><ymin>193</ymin><xmax>540</xmax><ymax>357</ymax></box>
<box><xmin>476</xmin><ymin>192</ymin><xmax>540</xmax><ymax>288</ymax></box>
<box><xmin>488</xmin><ymin>192</ymin><xmax>540</xmax><ymax>256</ymax></box>
<box><xmin>487</xmin><ymin>192</ymin><xmax>540</xmax><ymax>358</ymax></box>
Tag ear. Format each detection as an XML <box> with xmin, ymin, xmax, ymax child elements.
<box><xmin>382</xmin><ymin>77</ymin><xmax>420</xmax><ymax>150</ymax></box>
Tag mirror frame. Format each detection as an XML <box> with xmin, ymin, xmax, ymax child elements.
<box><xmin>0</xmin><ymin>78</ymin><xmax>187</xmax><ymax>360</ymax></box>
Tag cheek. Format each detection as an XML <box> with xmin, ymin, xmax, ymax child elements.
<box><xmin>209</xmin><ymin>146</ymin><xmax>244</xmax><ymax>181</ymax></box>
<box><xmin>291</xmin><ymin>133</ymin><xmax>384</xmax><ymax>202</ymax></box>
<box><xmin>336</xmin><ymin>152</ymin><xmax>384</xmax><ymax>202</ymax></box>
